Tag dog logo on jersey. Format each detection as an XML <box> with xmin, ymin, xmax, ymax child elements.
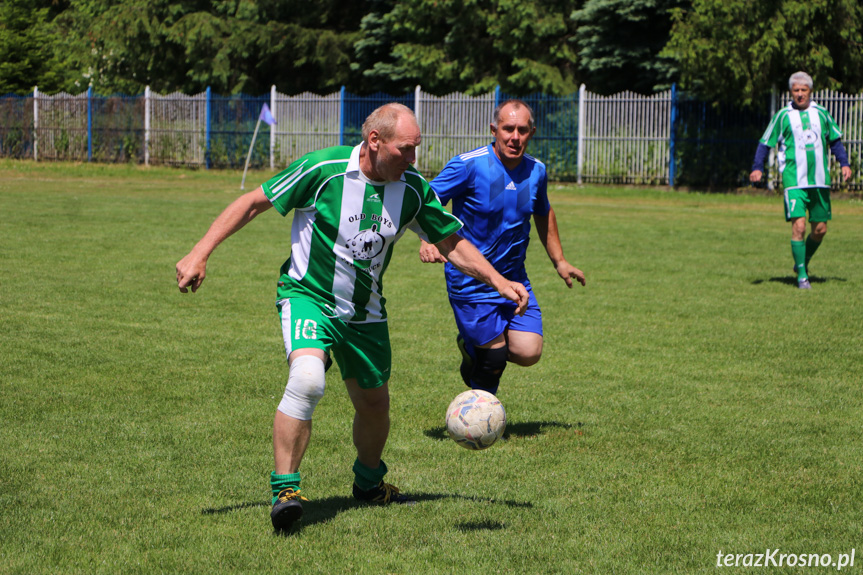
<box><xmin>799</xmin><ymin>128</ymin><xmax>819</xmax><ymax>149</ymax></box>
<box><xmin>346</xmin><ymin>224</ymin><xmax>385</xmax><ymax>260</ymax></box>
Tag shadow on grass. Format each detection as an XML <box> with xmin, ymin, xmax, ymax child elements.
<box><xmin>202</xmin><ymin>492</ymin><xmax>532</xmax><ymax>536</ymax></box>
<box><xmin>424</xmin><ymin>420</ymin><xmax>581</xmax><ymax>442</ymax></box>
<box><xmin>455</xmin><ymin>520</ymin><xmax>506</xmax><ymax>531</ymax></box>
<box><xmin>201</xmin><ymin>501</ymin><xmax>269</xmax><ymax>515</ymax></box>
<box><xmin>751</xmin><ymin>274</ymin><xmax>846</xmax><ymax>287</ymax></box>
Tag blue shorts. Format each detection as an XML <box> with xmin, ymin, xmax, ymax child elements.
<box><xmin>449</xmin><ymin>288</ymin><xmax>543</xmax><ymax>352</ymax></box>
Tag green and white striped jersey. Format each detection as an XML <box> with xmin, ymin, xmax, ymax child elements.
<box><xmin>262</xmin><ymin>144</ymin><xmax>462</xmax><ymax>323</ymax></box>
<box><xmin>760</xmin><ymin>102</ymin><xmax>843</xmax><ymax>190</ymax></box>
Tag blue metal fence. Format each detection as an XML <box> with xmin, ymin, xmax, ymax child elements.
<box><xmin>3</xmin><ymin>86</ymin><xmax>860</xmax><ymax>190</ymax></box>
<box><xmin>207</xmin><ymin>92</ymin><xmax>270</xmax><ymax>169</ymax></box>
<box><xmin>673</xmin><ymin>95</ymin><xmax>773</xmax><ymax>188</ymax></box>
<box><xmin>0</xmin><ymin>92</ymin><xmax>33</xmax><ymax>158</ymax></box>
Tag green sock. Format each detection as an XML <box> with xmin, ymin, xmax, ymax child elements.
<box><xmin>791</xmin><ymin>240</ymin><xmax>807</xmax><ymax>279</ymax></box>
<box><xmin>804</xmin><ymin>234</ymin><xmax>821</xmax><ymax>269</ymax></box>
<box><xmin>353</xmin><ymin>458</ymin><xmax>387</xmax><ymax>491</ymax></box>
<box><xmin>270</xmin><ymin>471</ymin><xmax>301</xmax><ymax>504</ymax></box>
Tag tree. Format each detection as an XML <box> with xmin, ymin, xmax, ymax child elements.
<box><xmin>571</xmin><ymin>0</ymin><xmax>686</xmax><ymax>95</ymax></box>
<box><xmin>662</xmin><ymin>0</ymin><xmax>863</xmax><ymax>105</ymax></box>
<box><xmin>44</xmin><ymin>0</ymin><xmax>366</xmax><ymax>95</ymax></box>
<box><xmin>0</xmin><ymin>0</ymin><xmax>71</xmax><ymax>94</ymax></box>
<box><xmin>354</xmin><ymin>0</ymin><xmax>581</xmax><ymax>96</ymax></box>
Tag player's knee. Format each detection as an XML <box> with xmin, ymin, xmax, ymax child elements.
<box><xmin>277</xmin><ymin>355</ymin><xmax>326</xmax><ymax>420</ymax></box>
<box><xmin>510</xmin><ymin>350</ymin><xmax>542</xmax><ymax>367</ymax></box>
<box><xmin>354</xmin><ymin>392</ymin><xmax>390</xmax><ymax>417</ymax></box>
<box><xmin>508</xmin><ymin>337</ymin><xmax>543</xmax><ymax>367</ymax></box>
<box><xmin>471</xmin><ymin>346</ymin><xmax>508</xmax><ymax>395</ymax></box>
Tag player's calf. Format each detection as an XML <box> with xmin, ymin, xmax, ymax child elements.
<box><xmin>470</xmin><ymin>346</ymin><xmax>508</xmax><ymax>395</ymax></box>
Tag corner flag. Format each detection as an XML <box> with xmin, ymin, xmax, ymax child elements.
<box><xmin>241</xmin><ymin>103</ymin><xmax>277</xmax><ymax>189</ymax></box>
<box><xmin>259</xmin><ymin>103</ymin><xmax>276</xmax><ymax>126</ymax></box>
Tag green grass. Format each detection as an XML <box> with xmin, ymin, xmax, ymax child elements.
<box><xmin>2</xmin><ymin>160</ymin><xmax>863</xmax><ymax>574</ymax></box>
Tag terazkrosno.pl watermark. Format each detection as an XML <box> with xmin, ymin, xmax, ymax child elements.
<box><xmin>716</xmin><ymin>550</ymin><xmax>855</xmax><ymax>570</ymax></box>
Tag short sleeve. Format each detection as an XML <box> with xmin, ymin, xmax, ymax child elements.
<box><xmin>431</xmin><ymin>156</ymin><xmax>470</xmax><ymax>205</ymax></box>
<box><xmin>825</xmin><ymin>111</ymin><xmax>843</xmax><ymax>142</ymax></box>
<box><xmin>534</xmin><ymin>167</ymin><xmax>551</xmax><ymax>217</ymax></box>
<box><xmin>409</xmin><ymin>177</ymin><xmax>463</xmax><ymax>244</ymax></box>
<box><xmin>261</xmin><ymin>156</ymin><xmax>318</xmax><ymax>216</ymax></box>
<box><xmin>759</xmin><ymin>110</ymin><xmax>784</xmax><ymax>148</ymax></box>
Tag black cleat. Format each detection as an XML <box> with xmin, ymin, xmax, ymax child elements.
<box><xmin>352</xmin><ymin>481</ymin><xmax>415</xmax><ymax>505</ymax></box>
<box><xmin>271</xmin><ymin>488</ymin><xmax>308</xmax><ymax>531</ymax></box>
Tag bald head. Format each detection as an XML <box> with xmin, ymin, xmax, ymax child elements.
<box><xmin>362</xmin><ymin>103</ymin><xmax>418</xmax><ymax>143</ymax></box>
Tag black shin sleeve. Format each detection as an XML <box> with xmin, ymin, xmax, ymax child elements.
<box><xmin>470</xmin><ymin>346</ymin><xmax>508</xmax><ymax>395</ymax></box>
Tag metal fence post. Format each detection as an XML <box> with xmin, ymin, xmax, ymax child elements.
<box><xmin>577</xmin><ymin>84</ymin><xmax>585</xmax><ymax>184</ymax></box>
<box><xmin>669</xmin><ymin>83</ymin><xmax>678</xmax><ymax>187</ymax></box>
<box><xmin>768</xmin><ymin>86</ymin><xmax>777</xmax><ymax>191</ymax></box>
<box><xmin>87</xmin><ymin>86</ymin><xmax>93</xmax><ymax>162</ymax></box>
<box><xmin>415</xmin><ymin>85</ymin><xmax>422</xmax><ymax>171</ymax></box>
<box><xmin>494</xmin><ymin>85</ymin><xmax>501</xmax><ymax>109</ymax></box>
<box><xmin>339</xmin><ymin>86</ymin><xmax>346</xmax><ymax>146</ymax></box>
<box><xmin>270</xmin><ymin>85</ymin><xmax>276</xmax><ymax>169</ymax></box>
<box><xmin>205</xmin><ymin>86</ymin><xmax>212</xmax><ymax>169</ymax></box>
<box><xmin>33</xmin><ymin>86</ymin><xmax>39</xmax><ymax>161</ymax></box>
<box><xmin>144</xmin><ymin>86</ymin><xmax>150</xmax><ymax>166</ymax></box>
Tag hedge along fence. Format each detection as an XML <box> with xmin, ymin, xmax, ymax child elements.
<box><xmin>2</xmin><ymin>86</ymin><xmax>861</xmax><ymax>190</ymax></box>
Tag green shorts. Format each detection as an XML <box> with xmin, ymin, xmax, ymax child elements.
<box><xmin>784</xmin><ymin>187</ymin><xmax>832</xmax><ymax>222</ymax></box>
<box><xmin>277</xmin><ymin>298</ymin><xmax>391</xmax><ymax>389</ymax></box>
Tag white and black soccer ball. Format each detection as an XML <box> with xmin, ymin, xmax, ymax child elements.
<box><xmin>445</xmin><ymin>389</ymin><xmax>506</xmax><ymax>450</ymax></box>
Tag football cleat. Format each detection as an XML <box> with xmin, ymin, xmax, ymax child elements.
<box><xmin>353</xmin><ymin>481</ymin><xmax>415</xmax><ymax>505</ymax></box>
<box><xmin>797</xmin><ymin>278</ymin><xmax>812</xmax><ymax>290</ymax></box>
<box><xmin>271</xmin><ymin>487</ymin><xmax>308</xmax><ymax>531</ymax></box>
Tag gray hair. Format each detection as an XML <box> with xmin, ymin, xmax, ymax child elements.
<box><xmin>362</xmin><ymin>103</ymin><xmax>416</xmax><ymax>143</ymax></box>
<box><xmin>789</xmin><ymin>71</ymin><xmax>813</xmax><ymax>90</ymax></box>
<box><xmin>492</xmin><ymin>99</ymin><xmax>535</xmax><ymax>130</ymax></box>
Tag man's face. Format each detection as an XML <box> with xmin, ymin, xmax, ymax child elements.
<box><xmin>368</xmin><ymin>115</ymin><xmax>421</xmax><ymax>182</ymax></box>
<box><xmin>491</xmin><ymin>104</ymin><xmax>536</xmax><ymax>169</ymax></box>
<box><xmin>791</xmin><ymin>83</ymin><xmax>812</xmax><ymax>109</ymax></box>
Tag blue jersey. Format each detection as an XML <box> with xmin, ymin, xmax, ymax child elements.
<box><xmin>431</xmin><ymin>143</ymin><xmax>551</xmax><ymax>302</ymax></box>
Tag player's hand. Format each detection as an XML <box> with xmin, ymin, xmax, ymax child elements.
<box><xmin>500</xmin><ymin>281</ymin><xmax>529</xmax><ymax>316</ymax></box>
<box><xmin>176</xmin><ymin>253</ymin><xmax>207</xmax><ymax>293</ymax></box>
<box><xmin>749</xmin><ymin>170</ymin><xmax>763</xmax><ymax>184</ymax></box>
<box><xmin>841</xmin><ymin>166</ymin><xmax>852</xmax><ymax>182</ymax></box>
<box><xmin>419</xmin><ymin>240</ymin><xmax>447</xmax><ymax>263</ymax></box>
<box><xmin>557</xmin><ymin>261</ymin><xmax>586</xmax><ymax>288</ymax></box>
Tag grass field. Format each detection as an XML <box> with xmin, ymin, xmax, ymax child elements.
<box><xmin>2</xmin><ymin>160</ymin><xmax>863</xmax><ymax>574</ymax></box>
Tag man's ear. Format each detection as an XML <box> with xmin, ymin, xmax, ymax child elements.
<box><xmin>367</xmin><ymin>129</ymin><xmax>381</xmax><ymax>151</ymax></box>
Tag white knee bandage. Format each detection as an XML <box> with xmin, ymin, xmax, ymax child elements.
<box><xmin>277</xmin><ymin>355</ymin><xmax>326</xmax><ymax>420</ymax></box>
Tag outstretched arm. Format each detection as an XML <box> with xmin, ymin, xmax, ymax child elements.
<box><xmin>534</xmin><ymin>208</ymin><xmax>585</xmax><ymax>288</ymax></box>
<box><xmin>435</xmin><ymin>234</ymin><xmax>529</xmax><ymax>315</ymax></box>
<box><xmin>176</xmin><ymin>187</ymin><xmax>273</xmax><ymax>293</ymax></box>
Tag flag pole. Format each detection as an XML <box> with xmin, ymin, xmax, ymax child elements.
<box><xmin>241</xmin><ymin>117</ymin><xmax>262</xmax><ymax>190</ymax></box>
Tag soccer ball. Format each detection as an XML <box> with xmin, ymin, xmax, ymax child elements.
<box><xmin>445</xmin><ymin>389</ymin><xmax>506</xmax><ymax>450</ymax></box>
